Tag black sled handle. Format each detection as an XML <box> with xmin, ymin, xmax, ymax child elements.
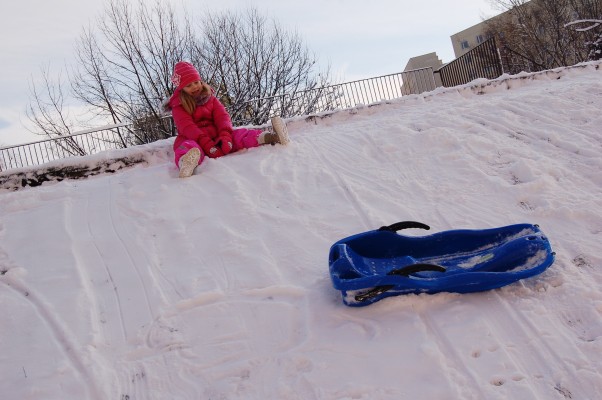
<box><xmin>354</xmin><ymin>263</ymin><xmax>446</xmax><ymax>303</ymax></box>
<box><xmin>378</xmin><ymin>221</ymin><xmax>430</xmax><ymax>232</ymax></box>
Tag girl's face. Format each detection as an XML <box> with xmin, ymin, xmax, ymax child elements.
<box><xmin>182</xmin><ymin>80</ymin><xmax>203</xmax><ymax>97</ymax></box>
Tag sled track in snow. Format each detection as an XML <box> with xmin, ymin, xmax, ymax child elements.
<box><xmin>70</xmin><ymin>176</ymin><xmax>171</xmax><ymax>398</ymax></box>
<box><xmin>416</xmin><ymin>305</ymin><xmax>489</xmax><ymax>400</ymax></box>
<box><xmin>81</xmin><ymin>192</ymin><xmax>128</xmax><ymax>343</ymax></box>
<box><xmin>415</xmin><ymin>287</ymin><xmax>601</xmax><ymax>400</ymax></box>
<box><xmin>488</xmin><ymin>291</ymin><xmax>575</xmax><ymax>398</ymax></box>
<box><xmin>106</xmin><ymin>177</ymin><xmax>156</xmax><ymax>329</ymax></box>
<box><xmin>490</xmin><ymin>289</ymin><xmax>602</xmax><ymax>398</ymax></box>
<box><xmin>79</xmin><ymin>177</ymin><xmax>156</xmax><ymax>342</ymax></box>
<box><xmin>302</xmin><ymin>135</ymin><xmax>373</xmax><ymax>231</ymax></box>
<box><xmin>0</xmin><ymin>275</ymin><xmax>103</xmax><ymax>399</ymax></box>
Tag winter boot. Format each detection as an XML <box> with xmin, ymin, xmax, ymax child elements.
<box><xmin>178</xmin><ymin>147</ymin><xmax>201</xmax><ymax>178</ymax></box>
<box><xmin>258</xmin><ymin>131</ymin><xmax>280</xmax><ymax>145</ymax></box>
<box><xmin>270</xmin><ymin>116</ymin><xmax>290</xmax><ymax>145</ymax></box>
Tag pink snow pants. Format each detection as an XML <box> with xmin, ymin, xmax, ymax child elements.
<box><xmin>173</xmin><ymin>128</ymin><xmax>262</xmax><ymax>167</ymax></box>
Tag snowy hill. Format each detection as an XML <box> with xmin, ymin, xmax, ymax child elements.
<box><xmin>1</xmin><ymin>62</ymin><xmax>601</xmax><ymax>400</ymax></box>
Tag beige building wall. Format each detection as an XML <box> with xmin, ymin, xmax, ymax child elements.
<box><xmin>450</xmin><ymin>21</ymin><xmax>492</xmax><ymax>58</ymax></box>
<box><xmin>404</xmin><ymin>52</ymin><xmax>444</xmax><ymax>71</ymax></box>
<box><xmin>403</xmin><ymin>52</ymin><xmax>444</xmax><ymax>88</ymax></box>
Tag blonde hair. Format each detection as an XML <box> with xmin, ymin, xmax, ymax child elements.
<box><xmin>179</xmin><ymin>82</ymin><xmax>212</xmax><ymax>114</ymax></box>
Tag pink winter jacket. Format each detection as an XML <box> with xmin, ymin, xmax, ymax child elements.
<box><xmin>169</xmin><ymin>91</ymin><xmax>234</xmax><ymax>158</ymax></box>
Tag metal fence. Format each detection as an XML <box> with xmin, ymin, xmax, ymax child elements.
<box><xmin>0</xmin><ymin>123</ymin><xmax>149</xmax><ymax>172</ymax></box>
<box><xmin>1</xmin><ymin>68</ymin><xmax>436</xmax><ymax>172</ymax></box>
<box><xmin>438</xmin><ymin>37</ymin><xmax>504</xmax><ymax>87</ymax></box>
<box><xmin>231</xmin><ymin>67</ymin><xmax>436</xmax><ymax>126</ymax></box>
<box><xmin>499</xmin><ymin>45</ymin><xmax>548</xmax><ymax>75</ymax></box>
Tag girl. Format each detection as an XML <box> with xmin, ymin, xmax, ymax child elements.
<box><xmin>165</xmin><ymin>61</ymin><xmax>289</xmax><ymax>178</ymax></box>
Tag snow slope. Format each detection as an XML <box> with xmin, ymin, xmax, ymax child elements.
<box><xmin>1</xmin><ymin>62</ymin><xmax>601</xmax><ymax>400</ymax></box>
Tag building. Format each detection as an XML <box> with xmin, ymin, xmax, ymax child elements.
<box><xmin>450</xmin><ymin>20</ymin><xmax>497</xmax><ymax>59</ymax></box>
<box><xmin>402</xmin><ymin>52</ymin><xmax>444</xmax><ymax>94</ymax></box>
<box><xmin>403</xmin><ymin>0</ymin><xmax>597</xmax><ymax>90</ymax></box>
<box><xmin>448</xmin><ymin>0</ymin><xmax>597</xmax><ymax>74</ymax></box>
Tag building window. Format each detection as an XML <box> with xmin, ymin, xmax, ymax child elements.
<box><xmin>461</xmin><ymin>40</ymin><xmax>470</xmax><ymax>50</ymax></box>
<box><xmin>476</xmin><ymin>35</ymin><xmax>484</xmax><ymax>44</ymax></box>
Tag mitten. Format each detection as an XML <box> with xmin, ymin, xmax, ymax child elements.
<box><xmin>207</xmin><ymin>146</ymin><xmax>224</xmax><ymax>158</ymax></box>
<box><xmin>200</xmin><ymin>139</ymin><xmax>223</xmax><ymax>158</ymax></box>
<box><xmin>217</xmin><ymin>132</ymin><xmax>233</xmax><ymax>155</ymax></box>
<box><xmin>219</xmin><ymin>138</ymin><xmax>233</xmax><ymax>155</ymax></box>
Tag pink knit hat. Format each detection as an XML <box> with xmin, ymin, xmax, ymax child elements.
<box><xmin>171</xmin><ymin>61</ymin><xmax>201</xmax><ymax>91</ymax></box>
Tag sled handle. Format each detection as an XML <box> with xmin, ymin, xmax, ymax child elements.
<box><xmin>354</xmin><ymin>263</ymin><xmax>446</xmax><ymax>303</ymax></box>
<box><xmin>378</xmin><ymin>221</ymin><xmax>430</xmax><ymax>232</ymax></box>
<box><xmin>388</xmin><ymin>263</ymin><xmax>446</xmax><ymax>276</ymax></box>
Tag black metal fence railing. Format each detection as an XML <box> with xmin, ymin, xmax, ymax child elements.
<box><xmin>400</xmin><ymin>67</ymin><xmax>438</xmax><ymax>96</ymax></box>
<box><xmin>438</xmin><ymin>37</ymin><xmax>503</xmax><ymax>87</ymax></box>
<box><xmin>0</xmin><ymin>122</ymin><xmax>141</xmax><ymax>172</ymax></box>
<box><xmin>231</xmin><ymin>67</ymin><xmax>436</xmax><ymax>126</ymax></box>
<box><xmin>1</xmin><ymin>68</ymin><xmax>436</xmax><ymax>173</ymax></box>
<box><xmin>499</xmin><ymin>45</ymin><xmax>548</xmax><ymax>75</ymax></box>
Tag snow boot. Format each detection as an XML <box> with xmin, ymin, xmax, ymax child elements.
<box><xmin>178</xmin><ymin>147</ymin><xmax>201</xmax><ymax>178</ymax></box>
<box><xmin>258</xmin><ymin>131</ymin><xmax>281</xmax><ymax>145</ymax></box>
<box><xmin>270</xmin><ymin>116</ymin><xmax>290</xmax><ymax>145</ymax></box>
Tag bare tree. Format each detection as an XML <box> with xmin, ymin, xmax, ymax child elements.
<box><xmin>26</xmin><ymin>67</ymin><xmax>88</xmax><ymax>156</ymax></box>
<box><xmin>566</xmin><ymin>18</ymin><xmax>602</xmax><ymax>60</ymax></box>
<box><xmin>26</xmin><ymin>0</ymin><xmax>331</xmax><ymax>150</ymax></box>
<box><xmin>486</xmin><ymin>0</ymin><xmax>601</xmax><ymax>71</ymax></box>
<box><xmin>26</xmin><ymin>0</ymin><xmax>193</xmax><ymax>151</ymax></box>
<box><xmin>70</xmin><ymin>0</ymin><xmax>195</xmax><ymax>145</ymax></box>
<box><xmin>191</xmin><ymin>8</ymin><xmax>331</xmax><ymax>125</ymax></box>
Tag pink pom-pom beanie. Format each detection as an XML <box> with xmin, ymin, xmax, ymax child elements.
<box><xmin>171</xmin><ymin>61</ymin><xmax>202</xmax><ymax>92</ymax></box>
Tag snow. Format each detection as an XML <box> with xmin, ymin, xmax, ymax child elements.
<box><xmin>1</xmin><ymin>61</ymin><xmax>602</xmax><ymax>399</ymax></box>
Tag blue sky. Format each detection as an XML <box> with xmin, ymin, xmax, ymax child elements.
<box><xmin>0</xmin><ymin>0</ymin><xmax>500</xmax><ymax>146</ymax></box>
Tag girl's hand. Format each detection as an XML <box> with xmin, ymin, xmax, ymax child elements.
<box><xmin>208</xmin><ymin>146</ymin><xmax>224</xmax><ymax>158</ymax></box>
<box><xmin>220</xmin><ymin>139</ymin><xmax>233</xmax><ymax>155</ymax></box>
<box><xmin>200</xmin><ymin>138</ymin><xmax>222</xmax><ymax>158</ymax></box>
<box><xmin>217</xmin><ymin>132</ymin><xmax>233</xmax><ymax>155</ymax></box>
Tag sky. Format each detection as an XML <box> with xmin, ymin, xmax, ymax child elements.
<box><xmin>0</xmin><ymin>0</ymin><xmax>501</xmax><ymax>147</ymax></box>
<box><xmin>1</xmin><ymin>62</ymin><xmax>601</xmax><ymax>398</ymax></box>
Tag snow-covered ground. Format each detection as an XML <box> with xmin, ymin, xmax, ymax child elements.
<box><xmin>1</xmin><ymin>62</ymin><xmax>601</xmax><ymax>400</ymax></box>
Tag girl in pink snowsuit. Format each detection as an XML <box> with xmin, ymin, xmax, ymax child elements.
<box><xmin>165</xmin><ymin>61</ymin><xmax>289</xmax><ymax>178</ymax></box>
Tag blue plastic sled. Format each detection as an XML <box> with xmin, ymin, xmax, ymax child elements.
<box><xmin>329</xmin><ymin>221</ymin><xmax>555</xmax><ymax>306</ymax></box>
